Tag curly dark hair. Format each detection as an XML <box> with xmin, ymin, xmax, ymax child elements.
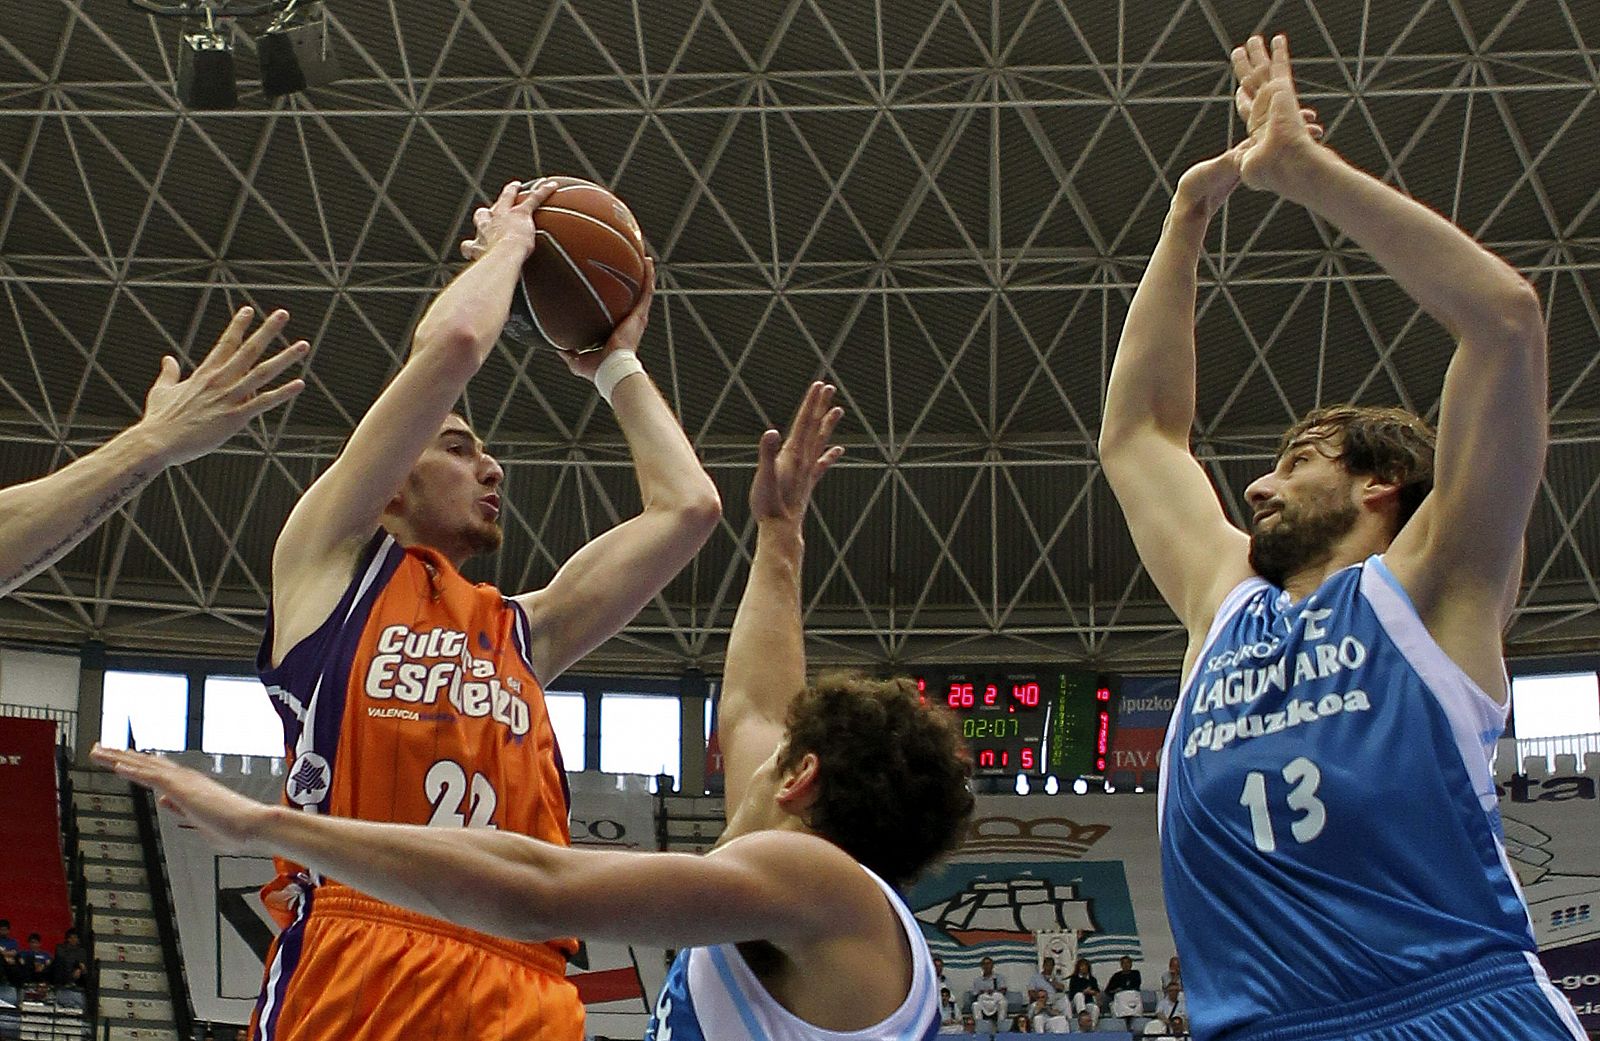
<box><xmin>1279</xmin><ymin>405</ymin><xmax>1436</xmax><ymax>532</ymax></box>
<box><xmin>775</xmin><ymin>673</ymin><xmax>974</xmax><ymax>888</ymax></box>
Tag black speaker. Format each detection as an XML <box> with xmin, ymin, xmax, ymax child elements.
<box><xmin>258</xmin><ymin>21</ymin><xmax>341</xmax><ymax>97</ymax></box>
<box><xmin>177</xmin><ymin>32</ymin><xmax>236</xmax><ymax>110</ymax></box>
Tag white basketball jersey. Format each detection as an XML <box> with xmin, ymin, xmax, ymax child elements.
<box><xmin>644</xmin><ymin>865</ymin><xmax>939</xmax><ymax>1041</ymax></box>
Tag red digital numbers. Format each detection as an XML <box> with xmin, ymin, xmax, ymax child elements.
<box><xmin>978</xmin><ymin>749</ymin><xmax>996</xmax><ymax>767</ymax></box>
<box><xmin>948</xmin><ymin>683</ymin><xmax>975</xmax><ymax>708</ymax></box>
<box><xmin>983</xmin><ymin>684</ymin><xmax>998</xmax><ymax>706</ymax></box>
<box><xmin>1012</xmin><ymin>682</ymin><xmax>1040</xmax><ymax>707</ymax></box>
<box><xmin>1021</xmin><ymin>748</ymin><xmax>1035</xmax><ymax>770</ymax></box>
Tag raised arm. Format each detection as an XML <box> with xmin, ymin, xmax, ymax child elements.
<box><xmin>0</xmin><ymin>307</ymin><xmax>306</xmax><ymax>596</ymax></box>
<box><xmin>94</xmin><ymin>745</ymin><xmax>879</xmax><ymax>950</ymax></box>
<box><xmin>1232</xmin><ymin>35</ymin><xmax>1544</xmax><ymax>629</ymax></box>
<box><xmin>717</xmin><ymin>383</ymin><xmax>844</xmax><ymax>811</ymax></box>
<box><xmin>269</xmin><ymin>180</ymin><xmax>557</xmax><ymax>661</ymax></box>
<box><xmin>513</xmin><ymin>267</ymin><xmax>722</xmax><ymax>683</ymax></box>
<box><xmin>1098</xmin><ymin>149</ymin><xmax>1260</xmax><ymax>630</ymax></box>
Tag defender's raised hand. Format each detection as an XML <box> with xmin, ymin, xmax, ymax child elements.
<box><xmin>750</xmin><ymin>381</ymin><xmax>845</xmax><ymax>527</ymax></box>
<box><xmin>138</xmin><ymin>306</ymin><xmax>308</xmax><ymax>466</ymax></box>
<box><xmin>1232</xmin><ymin>34</ymin><xmax>1326</xmax><ymax>198</ymax></box>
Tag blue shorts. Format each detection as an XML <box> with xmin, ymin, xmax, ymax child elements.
<box><xmin>1228</xmin><ymin>952</ymin><xmax>1584</xmax><ymax>1041</ymax></box>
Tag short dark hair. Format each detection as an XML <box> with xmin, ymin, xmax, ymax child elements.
<box><xmin>27</xmin><ymin>933</ymin><xmax>40</xmax><ymax>942</ymax></box>
<box><xmin>776</xmin><ymin>674</ymin><xmax>974</xmax><ymax>888</ymax></box>
<box><xmin>1279</xmin><ymin>405</ymin><xmax>1436</xmax><ymax>532</ymax></box>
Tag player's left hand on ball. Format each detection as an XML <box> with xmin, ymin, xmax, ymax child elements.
<box><xmin>558</xmin><ymin>257</ymin><xmax>656</xmax><ymax>381</ymax></box>
<box><xmin>459</xmin><ymin>178</ymin><xmax>557</xmax><ymax>262</ymax></box>
<box><xmin>90</xmin><ymin>744</ymin><xmax>274</xmax><ymax>852</ymax></box>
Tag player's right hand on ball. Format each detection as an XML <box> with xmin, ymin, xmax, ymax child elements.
<box><xmin>556</xmin><ymin>256</ymin><xmax>656</xmax><ymax>381</ymax></box>
<box><xmin>137</xmin><ymin>306</ymin><xmax>308</xmax><ymax>466</ymax></box>
<box><xmin>460</xmin><ymin>178</ymin><xmax>557</xmax><ymax>262</ymax></box>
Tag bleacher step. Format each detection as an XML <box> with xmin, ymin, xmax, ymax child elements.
<box><xmin>99</xmin><ymin>996</ymin><xmax>174</xmax><ymax>1021</ymax></box>
<box><xmin>84</xmin><ymin>863</ymin><xmax>148</xmax><ymax>887</ymax></box>
<box><xmin>77</xmin><ymin>814</ymin><xmax>139</xmax><ymax>839</ymax></box>
<box><xmin>82</xmin><ymin>838</ymin><xmax>143</xmax><ymax>864</ymax></box>
<box><xmin>98</xmin><ymin>966</ymin><xmax>169</xmax><ymax>994</ymax></box>
<box><xmin>87</xmin><ymin>888</ymin><xmax>154</xmax><ymax>913</ymax></box>
<box><xmin>105</xmin><ymin>1025</ymin><xmax>180</xmax><ymax>1041</ymax></box>
<box><xmin>73</xmin><ymin>790</ymin><xmax>136</xmax><ymax>817</ymax></box>
<box><xmin>94</xmin><ymin>915</ymin><xmax>159</xmax><ymax>940</ymax></box>
<box><xmin>69</xmin><ymin>769</ymin><xmax>132</xmax><ymax>796</ymax></box>
<box><xmin>96</xmin><ymin>941</ymin><xmax>163</xmax><ymax>967</ymax></box>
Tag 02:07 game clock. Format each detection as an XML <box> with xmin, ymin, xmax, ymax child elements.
<box><xmin>912</xmin><ymin>668</ymin><xmax>1114</xmax><ymax>778</ymax></box>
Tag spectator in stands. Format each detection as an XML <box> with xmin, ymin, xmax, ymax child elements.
<box><xmin>970</xmin><ymin>956</ymin><xmax>1007</xmax><ymax>1005</ymax></box>
<box><xmin>0</xmin><ymin>921</ymin><xmax>17</xmax><ymax>986</ymax></box>
<box><xmin>1065</xmin><ymin>958</ymin><xmax>1099</xmax><ymax>1016</ymax></box>
<box><xmin>972</xmin><ymin>988</ymin><xmax>1006</xmax><ymax>1034</ymax></box>
<box><xmin>1026</xmin><ymin>985</ymin><xmax>1069</xmax><ymax>1033</ymax></box>
<box><xmin>935</xmin><ymin>955</ymin><xmax>949</xmax><ymax>991</ymax></box>
<box><xmin>1160</xmin><ymin>955</ymin><xmax>1181</xmax><ymax>990</ymax></box>
<box><xmin>16</xmin><ymin>934</ymin><xmax>50</xmax><ymax>985</ymax></box>
<box><xmin>1154</xmin><ymin>981</ymin><xmax>1186</xmax><ymax>1023</ymax></box>
<box><xmin>962</xmin><ymin>1014</ymin><xmax>977</xmax><ymax>1034</ymax></box>
<box><xmin>1026</xmin><ymin>957</ymin><xmax>1061</xmax><ymax>1001</ymax></box>
<box><xmin>1009</xmin><ymin>1014</ymin><xmax>1031</xmax><ymax>1033</ymax></box>
<box><xmin>940</xmin><ymin>987</ymin><xmax>963</xmax><ymax>1033</ymax></box>
<box><xmin>51</xmin><ymin>928</ymin><xmax>87</xmax><ymax>988</ymax></box>
<box><xmin>1073</xmin><ymin>1009</ymin><xmax>1096</xmax><ymax>1034</ymax></box>
<box><xmin>1104</xmin><ymin>956</ymin><xmax>1143</xmax><ymax>1018</ymax></box>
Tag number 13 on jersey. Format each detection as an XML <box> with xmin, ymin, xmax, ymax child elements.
<box><xmin>1239</xmin><ymin>756</ymin><xmax>1326</xmax><ymax>853</ymax></box>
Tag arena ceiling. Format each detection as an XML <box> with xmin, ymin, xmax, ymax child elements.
<box><xmin>2</xmin><ymin>0</ymin><xmax>1599</xmax><ymax>675</ymax></box>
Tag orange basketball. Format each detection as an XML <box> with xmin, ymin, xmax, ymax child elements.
<box><xmin>506</xmin><ymin>176</ymin><xmax>648</xmax><ymax>354</ymax></box>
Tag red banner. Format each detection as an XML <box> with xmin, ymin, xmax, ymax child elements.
<box><xmin>0</xmin><ymin>718</ymin><xmax>72</xmax><ymax>950</ymax></box>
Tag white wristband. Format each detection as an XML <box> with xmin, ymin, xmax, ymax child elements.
<box><xmin>594</xmin><ymin>349</ymin><xmax>646</xmax><ymax>406</ymax></box>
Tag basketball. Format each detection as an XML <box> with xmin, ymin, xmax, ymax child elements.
<box><xmin>506</xmin><ymin>176</ymin><xmax>648</xmax><ymax>354</ymax></box>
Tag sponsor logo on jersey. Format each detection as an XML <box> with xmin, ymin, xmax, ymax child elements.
<box><xmin>362</xmin><ymin>623</ymin><xmax>532</xmax><ymax>736</ymax></box>
<box><xmin>285</xmin><ymin>751</ymin><xmax>331</xmax><ymax>805</ymax></box>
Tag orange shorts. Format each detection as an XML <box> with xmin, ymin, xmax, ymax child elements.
<box><xmin>251</xmin><ymin>889</ymin><xmax>583</xmax><ymax>1041</ymax></box>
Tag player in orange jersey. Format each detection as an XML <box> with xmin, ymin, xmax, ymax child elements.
<box><xmin>247</xmin><ymin>178</ymin><xmax>721</xmax><ymax>1041</ymax></box>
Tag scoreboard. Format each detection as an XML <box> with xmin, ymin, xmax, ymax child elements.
<box><xmin>911</xmin><ymin>668</ymin><xmax>1115</xmax><ymax>777</ymax></box>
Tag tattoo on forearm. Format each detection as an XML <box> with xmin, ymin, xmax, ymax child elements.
<box><xmin>0</xmin><ymin>469</ymin><xmax>153</xmax><ymax>595</ymax></box>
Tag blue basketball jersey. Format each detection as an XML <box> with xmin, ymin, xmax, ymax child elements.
<box><xmin>1158</xmin><ymin>556</ymin><xmax>1582</xmax><ymax>1041</ymax></box>
<box><xmin>644</xmin><ymin>865</ymin><xmax>939</xmax><ymax>1041</ymax></box>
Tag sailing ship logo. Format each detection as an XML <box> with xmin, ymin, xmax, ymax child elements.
<box><xmin>916</xmin><ymin>874</ymin><xmax>1099</xmax><ymax>945</ymax></box>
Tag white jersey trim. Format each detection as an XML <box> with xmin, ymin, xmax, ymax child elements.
<box><xmin>1158</xmin><ymin>575</ymin><xmax>1270</xmax><ymax>833</ymax></box>
<box><xmin>687</xmin><ymin>865</ymin><xmax>937</xmax><ymax>1041</ymax></box>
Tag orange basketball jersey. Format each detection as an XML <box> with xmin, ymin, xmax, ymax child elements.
<box><xmin>252</xmin><ymin>531</ymin><xmax>579</xmax><ymax>1040</ymax></box>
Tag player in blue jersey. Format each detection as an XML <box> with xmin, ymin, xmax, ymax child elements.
<box><xmin>1099</xmin><ymin>32</ymin><xmax>1584</xmax><ymax>1041</ymax></box>
<box><xmin>94</xmin><ymin>382</ymin><xmax>973</xmax><ymax>1041</ymax></box>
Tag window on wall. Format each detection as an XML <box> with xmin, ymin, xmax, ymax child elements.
<box><xmin>202</xmin><ymin>676</ymin><xmax>287</xmax><ymax>757</ymax></box>
<box><xmin>100</xmin><ymin>670</ymin><xmax>188</xmax><ymax>751</ymax></box>
<box><xmin>1512</xmin><ymin>672</ymin><xmax>1600</xmax><ymax>739</ymax></box>
<box><xmin>544</xmin><ymin>691</ymin><xmax>586</xmax><ymax>772</ymax></box>
<box><xmin>600</xmin><ymin>692</ymin><xmax>681</xmax><ymax>788</ymax></box>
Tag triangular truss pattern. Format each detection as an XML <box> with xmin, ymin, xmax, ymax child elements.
<box><xmin>2</xmin><ymin>0</ymin><xmax>1598</xmax><ymax>673</ymax></box>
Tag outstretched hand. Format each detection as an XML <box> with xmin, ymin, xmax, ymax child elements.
<box><xmin>1232</xmin><ymin>34</ymin><xmax>1326</xmax><ymax>197</ymax></box>
<box><xmin>750</xmin><ymin>382</ymin><xmax>845</xmax><ymax>527</ymax></box>
<box><xmin>90</xmin><ymin>744</ymin><xmax>274</xmax><ymax>852</ymax></box>
<box><xmin>137</xmin><ymin>307</ymin><xmax>308</xmax><ymax>466</ymax></box>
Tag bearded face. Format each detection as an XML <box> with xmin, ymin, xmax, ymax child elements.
<box><xmin>1247</xmin><ymin>486</ymin><xmax>1359</xmax><ymax>587</ymax></box>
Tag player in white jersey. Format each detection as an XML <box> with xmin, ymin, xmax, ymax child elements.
<box><xmin>94</xmin><ymin>382</ymin><xmax>973</xmax><ymax>1041</ymax></box>
<box><xmin>1100</xmin><ymin>32</ymin><xmax>1582</xmax><ymax>1041</ymax></box>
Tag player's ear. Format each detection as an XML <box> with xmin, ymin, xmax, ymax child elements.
<box><xmin>775</xmin><ymin>751</ymin><xmax>821</xmax><ymax>813</ymax></box>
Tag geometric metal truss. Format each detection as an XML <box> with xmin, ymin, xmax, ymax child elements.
<box><xmin>1</xmin><ymin>0</ymin><xmax>1598</xmax><ymax>676</ymax></box>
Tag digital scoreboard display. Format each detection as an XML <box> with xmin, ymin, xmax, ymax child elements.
<box><xmin>911</xmin><ymin>668</ymin><xmax>1114</xmax><ymax>777</ymax></box>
